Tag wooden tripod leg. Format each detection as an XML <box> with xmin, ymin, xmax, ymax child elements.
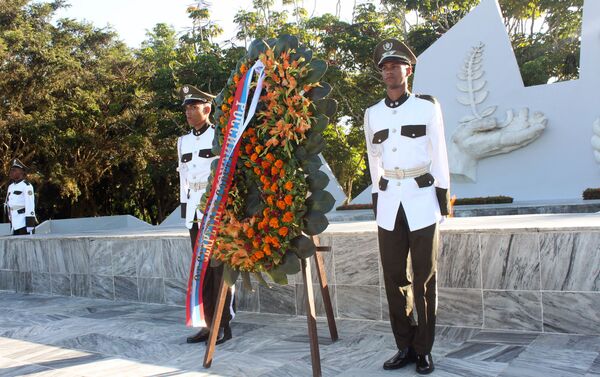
<box><xmin>203</xmin><ymin>277</ymin><xmax>229</xmax><ymax>368</ymax></box>
<box><xmin>302</xmin><ymin>257</ymin><xmax>322</xmax><ymax>377</ymax></box>
<box><xmin>314</xmin><ymin>253</ymin><xmax>339</xmax><ymax>341</ymax></box>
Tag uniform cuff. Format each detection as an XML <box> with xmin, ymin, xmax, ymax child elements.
<box><xmin>25</xmin><ymin>216</ymin><xmax>36</xmax><ymax>228</ymax></box>
<box><xmin>180</xmin><ymin>203</ymin><xmax>187</xmax><ymax>218</ymax></box>
<box><xmin>436</xmin><ymin>188</ymin><xmax>450</xmax><ymax>216</ymax></box>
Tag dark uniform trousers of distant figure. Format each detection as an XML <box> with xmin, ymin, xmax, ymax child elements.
<box><xmin>365</xmin><ymin>38</ymin><xmax>451</xmax><ymax>374</ymax></box>
<box><xmin>177</xmin><ymin>84</ymin><xmax>234</xmax><ymax>344</ymax></box>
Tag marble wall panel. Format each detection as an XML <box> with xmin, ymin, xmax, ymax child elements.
<box><xmin>542</xmin><ymin>292</ymin><xmax>600</xmax><ymax>335</ymax></box>
<box><xmin>51</xmin><ymin>273</ymin><xmax>71</xmax><ymax>296</ymax></box>
<box><xmin>235</xmin><ymin>281</ymin><xmax>259</xmax><ymax>312</ymax></box>
<box><xmin>483</xmin><ymin>291</ymin><xmax>542</xmax><ymax>331</ymax></box>
<box><xmin>437</xmin><ymin>288</ymin><xmax>483</xmax><ymax>327</ymax></box>
<box><xmin>91</xmin><ymin>275</ymin><xmax>114</xmax><ymax>300</ymax></box>
<box><xmin>112</xmin><ymin>241</ymin><xmax>137</xmax><ymax>277</ymax></box>
<box><xmin>71</xmin><ymin>274</ymin><xmax>91</xmax><ymax>298</ymax></box>
<box><xmin>15</xmin><ymin>271</ymin><xmax>32</xmax><ymax>293</ymax></box>
<box><xmin>295</xmin><ymin>284</ymin><xmax>336</xmax><ymax>317</ymax></box>
<box><xmin>47</xmin><ymin>239</ymin><xmax>69</xmax><ymax>274</ymax></box>
<box><xmin>0</xmin><ymin>240</ymin><xmax>16</xmax><ymax>270</ymax></box>
<box><xmin>31</xmin><ymin>272</ymin><xmax>51</xmax><ymax>295</ymax></box>
<box><xmin>89</xmin><ymin>239</ymin><xmax>112</xmax><ymax>275</ymax></box>
<box><xmin>438</xmin><ymin>233</ymin><xmax>481</xmax><ymax>288</ymax></box>
<box><xmin>0</xmin><ymin>270</ymin><xmax>16</xmax><ymax>291</ymax></box>
<box><xmin>162</xmin><ymin>239</ymin><xmax>191</xmax><ymax>279</ymax></box>
<box><xmin>259</xmin><ymin>284</ymin><xmax>296</xmax><ymax>315</ymax></box>
<box><xmin>114</xmin><ymin>276</ymin><xmax>138</xmax><ymax>302</ymax></box>
<box><xmin>139</xmin><ymin>277</ymin><xmax>164</xmax><ymax>304</ymax></box>
<box><xmin>164</xmin><ymin>278</ymin><xmax>187</xmax><ymax>307</ymax></box>
<box><xmin>540</xmin><ymin>232</ymin><xmax>600</xmax><ymax>291</ymax></box>
<box><xmin>481</xmin><ymin>234</ymin><xmax>540</xmax><ymax>290</ymax></box>
<box><xmin>61</xmin><ymin>239</ymin><xmax>90</xmax><ymax>274</ymax></box>
<box><xmin>336</xmin><ymin>285</ymin><xmax>380</xmax><ymax>320</ymax></box>
<box><xmin>334</xmin><ymin>234</ymin><xmax>379</xmax><ymax>286</ymax></box>
<box><xmin>136</xmin><ymin>240</ymin><xmax>165</xmax><ymax>278</ymax></box>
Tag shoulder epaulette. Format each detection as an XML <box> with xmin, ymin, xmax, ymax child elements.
<box><xmin>23</xmin><ymin>180</ymin><xmax>31</xmax><ymax>186</ymax></box>
<box><xmin>415</xmin><ymin>94</ymin><xmax>437</xmax><ymax>104</ymax></box>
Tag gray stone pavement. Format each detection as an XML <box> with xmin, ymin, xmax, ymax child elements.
<box><xmin>0</xmin><ymin>292</ymin><xmax>599</xmax><ymax>377</ymax></box>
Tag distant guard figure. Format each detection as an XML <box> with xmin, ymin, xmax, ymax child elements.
<box><xmin>177</xmin><ymin>84</ymin><xmax>234</xmax><ymax>345</ymax></box>
<box><xmin>364</xmin><ymin>39</ymin><xmax>450</xmax><ymax>375</ymax></box>
<box><xmin>4</xmin><ymin>159</ymin><xmax>36</xmax><ymax>235</ymax></box>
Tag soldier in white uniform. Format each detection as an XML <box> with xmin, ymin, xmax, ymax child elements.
<box><xmin>364</xmin><ymin>39</ymin><xmax>450</xmax><ymax>375</ymax></box>
<box><xmin>4</xmin><ymin>159</ymin><xmax>36</xmax><ymax>235</ymax></box>
<box><xmin>177</xmin><ymin>84</ymin><xmax>234</xmax><ymax>345</ymax></box>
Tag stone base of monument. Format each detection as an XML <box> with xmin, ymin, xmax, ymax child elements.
<box><xmin>1</xmin><ymin>213</ymin><xmax>599</xmax><ymax>335</ymax></box>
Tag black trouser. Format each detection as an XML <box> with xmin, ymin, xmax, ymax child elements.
<box><xmin>189</xmin><ymin>220</ymin><xmax>235</xmax><ymax>329</ymax></box>
<box><xmin>378</xmin><ymin>204</ymin><xmax>438</xmax><ymax>355</ymax></box>
<box><xmin>13</xmin><ymin>227</ymin><xmax>31</xmax><ymax>236</ymax></box>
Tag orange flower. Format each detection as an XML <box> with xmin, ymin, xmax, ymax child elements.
<box><xmin>234</xmin><ymin>74</ymin><xmax>240</xmax><ymax>84</ymax></box>
<box><xmin>227</xmin><ymin>96</ymin><xmax>234</xmax><ymax>104</ymax></box>
<box><xmin>255</xmin><ymin>145</ymin><xmax>263</xmax><ymax>154</ymax></box>
<box><xmin>279</xmin><ymin>226</ymin><xmax>289</xmax><ymax>237</ymax></box>
<box><xmin>221</xmin><ymin>104</ymin><xmax>228</xmax><ymax>112</ymax></box>
<box><xmin>265</xmin><ymin>153</ymin><xmax>275</xmax><ymax>162</ymax></box>
<box><xmin>274</xmin><ymin>160</ymin><xmax>284</xmax><ymax>168</ymax></box>
<box><xmin>284</xmin><ymin>195</ymin><xmax>293</xmax><ymax>205</ymax></box>
<box><xmin>254</xmin><ymin>167</ymin><xmax>261</xmax><ymax>175</ymax></box>
<box><xmin>263</xmin><ymin>244</ymin><xmax>272</xmax><ymax>256</ymax></box>
<box><xmin>271</xmin><ymin>166</ymin><xmax>279</xmax><ymax>176</ymax></box>
<box><xmin>245</xmin><ymin>144</ymin><xmax>253</xmax><ymax>154</ymax></box>
<box><xmin>252</xmin><ymin>239</ymin><xmax>260</xmax><ymax>249</ymax></box>
<box><xmin>261</xmin><ymin>160</ymin><xmax>271</xmax><ymax>169</ymax></box>
<box><xmin>284</xmin><ymin>181</ymin><xmax>294</xmax><ymax>191</ymax></box>
<box><xmin>283</xmin><ymin>212</ymin><xmax>294</xmax><ymax>223</ymax></box>
<box><xmin>276</xmin><ymin>200</ymin><xmax>286</xmax><ymax>210</ymax></box>
<box><xmin>250</xmin><ymin>153</ymin><xmax>258</xmax><ymax>162</ymax></box>
<box><xmin>269</xmin><ymin>218</ymin><xmax>279</xmax><ymax>228</ymax></box>
<box><xmin>244</xmin><ymin>161</ymin><xmax>251</xmax><ymax>168</ymax></box>
<box><xmin>270</xmin><ymin>182</ymin><xmax>278</xmax><ymax>192</ymax></box>
<box><xmin>240</xmin><ymin>64</ymin><xmax>248</xmax><ymax>74</ymax></box>
<box><xmin>279</xmin><ymin>169</ymin><xmax>286</xmax><ymax>178</ymax></box>
<box><xmin>266</xmin><ymin>195</ymin><xmax>274</xmax><ymax>205</ymax></box>
<box><xmin>246</xmin><ymin>228</ymin><xmax>255</xmax><ymax>238</ymax></box>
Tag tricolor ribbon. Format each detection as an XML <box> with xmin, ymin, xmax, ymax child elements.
<box><xmin>186</xmin><ymin>60</ymin><xmax>266</xmax><ymax>327</ymax></box>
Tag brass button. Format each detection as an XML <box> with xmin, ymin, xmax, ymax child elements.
<box><xmin>392</xmin><ymin>129</ymin><xmax>397</xmax><ymax>133</ymax></box>
<box><xmin>392</xmin><ymin>110</ymin><xmax>397</xmax><ymax>114</ymax></box>
<box><xmin>412</xmin><ymin>133</ymin><xmax>416</xmax><ymax>137</ymax></box>
<box><xmin>392</xmin><ymin>147</ymin><xmax>397</xmax><ymax>152</ymax></box>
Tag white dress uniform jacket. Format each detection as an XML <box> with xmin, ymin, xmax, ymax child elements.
<box><xmin>364</xmin><ymin>94</ymin><xmax>450</xmax><ymax>231</ymax></box>
<box><xmin>5</xmin><ymin>180</ymin><xmax>36</xmax><ymax>233</ymax></box>
<box><xmin>177</xmin><ymin>127</ymin><xmax>218</xmax><ymax>229</ymax></box>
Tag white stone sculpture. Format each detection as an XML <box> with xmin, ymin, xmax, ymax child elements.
<box><xmin>593</xmin><ymin>118</ymin><xmax>600</xmax><ymax>164</ymax></box>
<box><xmin>450</xmin><ymin>42</ymin><xmax>548</xmax><ymax>182</ymax></box>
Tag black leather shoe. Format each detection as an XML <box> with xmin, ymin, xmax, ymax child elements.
<box><xmin>186</xmin><ymin>328</ymin><xmax>210</xmax><ymax>343</ymax></box>
<box><xmin>210</xmin><ymin>326</ymin><xmax>232</xmax><ymax>345</ymax></box>
<box><xmin>416</xmin><ymin>353</ymin><xmax>434</xmax><ymax>375</ymax></box>
<box><xmin>383</xmin><ymin>347</ymin><xmax>416</xmax><ymax>370</ymax></box>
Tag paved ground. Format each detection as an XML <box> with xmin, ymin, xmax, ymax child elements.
<box><xmin>0</xmin><ymin>292</ymin><xmax>599</xmax><ymax>377</ymax></box>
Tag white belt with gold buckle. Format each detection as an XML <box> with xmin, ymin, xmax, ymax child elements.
<box><xmin>189</xmin><ymin>181</ymin><xmax>208</xmax><ymax>191</ymax></box>
<box><xmin>383</xmin><ymin>165</ymin><xmax>430</xmax><ymax>179</ymax></box>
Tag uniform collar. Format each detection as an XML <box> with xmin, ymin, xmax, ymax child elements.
<box><xmin>384</xmin><ymin>92</ymin><xmax>410</xmax><ymax>108</ymax></box>
<box><xmin>191</xmin><ymin>123</ymin><xmax>211</xmax><ymax>136</ymax></box>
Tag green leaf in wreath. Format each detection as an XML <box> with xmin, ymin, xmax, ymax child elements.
<box><xmin>247</xmin><ymin>39</ymin><xmax>269</xmax><ymax>61</ymax></box>
<box><xmin>301</xmin><ymin>154</ymin><xmax>323</xmax><ymax>174</ymax></box>
<box><xmin>306</xmin><ymin>190</ymin><xmax>336</xmax><ymax>213</ymax></box>
<box><xmin>311</xmin><ymin>114</ymin><xmax>329</xmax><ymax>134</ymax></box>
<box><xmin>290</xmin><ymin>235</ymin><xmax>317</xmax><ymax>259</ymax></box>
<box><xmin>294</xmin><ymin>145</ymin><xmax>308</xmax><ymax>160</ymax></box>
<box><xmin>278</xmin><ymin>252</ymin><xmax>301</xmax><ymax>274</ymax></box>
<box><xmin>274</xmin><ymin>34</ymin><xmax>299</xmax><ymax>56</ymax></box>
<box><xmin>254</xmin><ymin>272</ymin><xmax>272</xmax><ymax>288</ymax></box>
<box><xmin>302</xmin><ymin>210</ymin><xmax>329</xmax><ymax>235</ymax></box>
<box><xmin>244</xmin><ymin>183</ymin><xmax>264</xmax><ymax>217</ymax></box>
<box><xmin>308</xmin><ymin>170</ymin><xmax>330</xmax><ymax>191</ymax></box>
<box><xmin>223</xmin><ymin>265</ymin><xmax>240</xmax><ymax>287</ymax></box>
<box><xmin>314</xmin><ymin>98</ymin><xmax>338</xmax><ymax>118</ymax></box>
<box><xmin>291</xmin><ymin>46</ymin><xmax>313</xmax><ymax>65</ymax></box>
<box><xmin>266</xmin><ymin>269</ymin><xmax>288</xmax><ymax>285</ymax></box>
<box><xmin>305</xmin><ymin>59</ymin><xmax>327</xmax><ymax>83</ymax></box>
<box><xmin>306</xmin><ymin>82</ymin><xmax>332</xmax><ymax>101</ymax></box>
<box><xmin>304</xmin><ymin>133</ymin><xmax>325</xmax><ymax>155</ymax></box>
